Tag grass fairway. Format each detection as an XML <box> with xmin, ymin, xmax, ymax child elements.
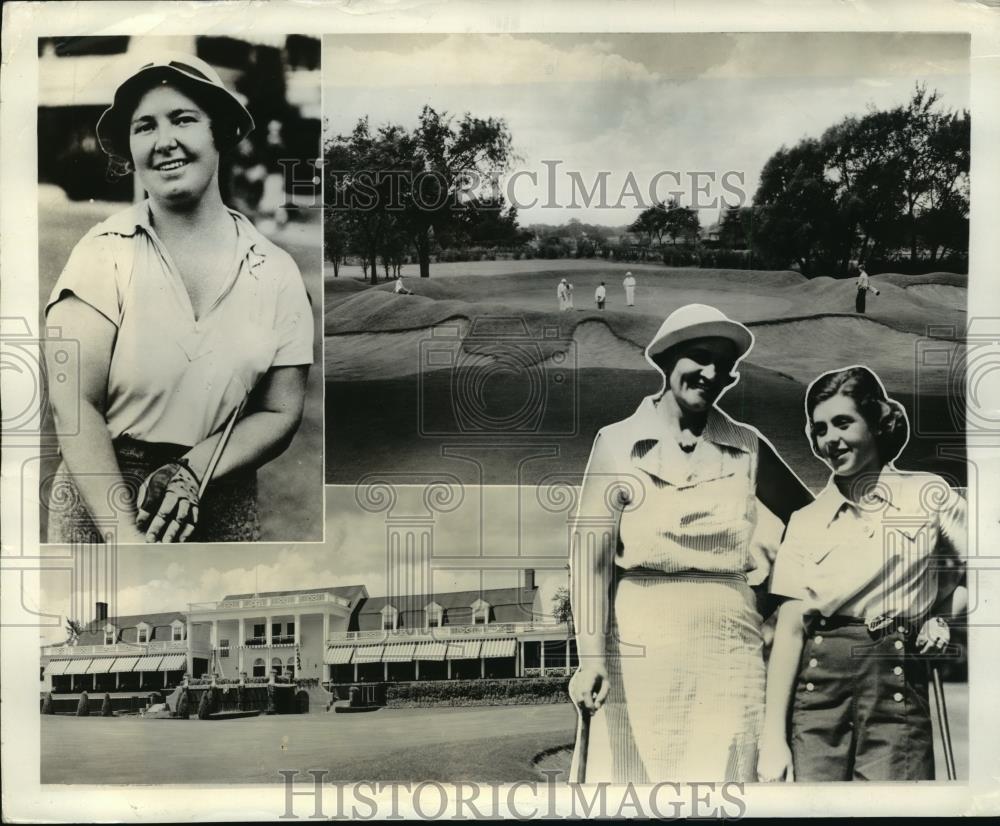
<box><xmin>326</xmin><ymin>262</ymin><xmax>966</xmax><ymax>489</ymax></box>
<box><xmin>41</xmin><ymin>704</ymin><xmax>577</xmax><ymax>784</ymax></box>
<box><xmin>38</xmin><ymin>193</ymin><xmax>324</xmax><ymax>542</ymax></box>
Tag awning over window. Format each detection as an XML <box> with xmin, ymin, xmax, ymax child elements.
<box><xmin>382</xmin><ymin>643</ymin><xmax>416</xmax><ymax>662</ymax></box>
<box><xmin>480</xmin><ymin>638</ymin><xmax>517</xmax><ymax>658</ymax></box>
<box><xmin>446</xmin><ymin>640</ymin><xmax>482</xmax><ymax>660</ymax></box>
<box><xmin>64</xmin><ymin>659</ymin><xmax>92</xmax><ymax>675</ymax></box>
<box><xmin>159</xmin><ymin>653</ymin><xmax>187</xmax><ymax>671</ymax></box>
<box><xmin>86</xmin><ymin>657</ymin><xmax>116</xmax><ymax>674</ymax></box>
<box><xmin>413</xmin><ymin>641</ymin><xmax>447</xmax><ymax>661</ymax></box>
<box><xmin>46</xmin><ymin>660</ymin><xmax>71</xmax><ymax>676</ymax></box>
<box><xmin>324</xmin><ymin>646</ymin><xmax>353</xmax><ymax>665</ymax></box>
<box><xmin>109</xmin><ymin>656</ymin><xmax>140</xmax><ymax>673</ymax></box>
<box><xmin>134</xmin><ymin>654</ymin><xmax>164</xmax><ymax>671</ymax></box>
<box><xmin>352</xmin><ymin>645</ymin><xmax>383</xmax><ymax>664</ymax></box>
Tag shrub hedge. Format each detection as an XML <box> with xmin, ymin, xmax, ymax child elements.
<box><xmin>386</xmin><ymin>676</ymin><xmax>570</xmax><ymax>708</ymax></box>
<box><xmin>101</xmin><ymin>693</ymin><xmax>113</xmax><ymax>717</ymax></box>
<box><xmin>76</xmin><ymin>691</ymin><xmax>90</xmax><ymax>716</ymax></box>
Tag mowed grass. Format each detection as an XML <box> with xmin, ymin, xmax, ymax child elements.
<box><xmin>41</xmin><ymin>703</ymin><xmax>577</xmax><ymax>784</ymax></box>
<box><xmin>325</xmin><ymin>261</ymin><xmax>967</xmax><ymax>488</ymax></box>
<box><xmin>38</xmin><ymin>196</ymin><xmax>323</xmax><ymax>542</ymax></box>
<box><xmin>40</xmin><ymin>679</ymin><xmax>968</xmax><ymax>783</ymax></box>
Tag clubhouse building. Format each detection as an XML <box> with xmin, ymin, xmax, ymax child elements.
<box><xmin>41</xmin><ymin>571</ymin><xmax>577</xmax><ymax>695</ymax></box>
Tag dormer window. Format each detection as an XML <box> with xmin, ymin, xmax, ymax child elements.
<box><xmin>103</xmin><ymin>624</ymin><xmax>116</xmax><ymax>645</ymax></box>
<box><xmin>136</xmin><ymin>622</ymin><xmax>151</xmax><ymax>644</ymax></box>
<box><xmin>426</xmin><ymin>602</ymin><xmax>443</xmax><ymax>628</ymax></box>
<box><xmin>170</xmin><ymin>619</ymin><xmax>185</xmax><ymax>642</ymax></box>
<box><xmin>381</xmin><ymin>605</ymin><xmax>399</xmax><ymax>631</ymax></box>
<box><xmin>471</xmin><ymin>599</ymin><xmax>490</xmax><ymax>625</ymax></box>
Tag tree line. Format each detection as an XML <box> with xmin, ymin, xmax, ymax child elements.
<box><xmin>324</xmin><ymin>86</ymin><xmax>968</xmax><ymax>280</ymax></box>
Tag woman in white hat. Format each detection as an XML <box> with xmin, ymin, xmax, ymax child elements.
<box><xmin>568</xmin><ymin>303</ymin><xmax>812</xmax><ymax>782</ymax></box>
<box><xmin>44</xmin><ymin>53</ymin><xmax>314</xmax><ymax>544</ymax></box>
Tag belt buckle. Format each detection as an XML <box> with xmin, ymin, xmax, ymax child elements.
<box><xmin>867</xmin><ymin>613</ymin><xmax>893</xmax><ymax>634</ymax></box>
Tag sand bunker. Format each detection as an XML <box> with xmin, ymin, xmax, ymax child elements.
<box><xmin>749</xmin><ymin>315</ymin><xmax>962</xmax><ymax>393</ymax></box>
<box><xmin>904</xmin><ymin>284</ymin><xmax>967</xmax><ymax>310</ymax></box>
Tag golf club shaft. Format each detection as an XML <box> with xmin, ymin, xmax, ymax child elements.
<box><xmin>931</xmin><ymin>666</ymin><xmax>957</xmax><ymax>780</ymax></box>
<box><xmin>198</xmin><ymin>396</ymin><xmax>247</xmax><ymax>499</ymax></box>
<box><xmin>572</xmin><ymin>706</ymin><xmax>591</xmax><ymax>783</ymax></box>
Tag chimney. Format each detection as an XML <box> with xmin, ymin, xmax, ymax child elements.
<box><xmin>95</xmin><ymin>602</ymin><xmax>108</xmax><ymax>623</ymax></box>
<box><xmin>523</xmin><ymin>569</ymin><xmax>535</xmax><ymax>591</ymax></box>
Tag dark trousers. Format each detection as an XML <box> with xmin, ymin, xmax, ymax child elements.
<box><xmin>791</xmin><ymin>620</ymin><xmax>934</xmax><ymax>781</ymax></box>
<box><xmin>856</xmin><ymin>288</ymin><xmax>867</xmax><ymax>313</ymax></box>
<box><xmin>597</xmin><ymin>300</ymin><xmax>605</xmax><ymax>310</ymax></box>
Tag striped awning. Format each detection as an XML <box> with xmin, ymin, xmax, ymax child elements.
<box><xmin>480</xmin><ymin>638</ymin><xmax>516</xmax><ymax>658</ymax></box>
<box><xmin>159</xmin><ymin>654</ymin><xmax>187</xmax><ymax>671</ymax></box>
<box><xmin>46</xmin><ymin>660</ymin><xmax>71</xmax><ymax>676</ymax></box>
<box><xmin>109</xmin><ymin>656</ymin><xmax>140</xmax><ymax>673</ymax></box>
<box><xmin>134</xmin><ymin>654</ymin><xmax>163</xmax><ymax>671</ymax></box>
<box><xmin>324</xmin><ymin>646</ymin><xmax>353</xmax><ymax>665</ymax></box>
<box><xmin>352</xmin><ymin>645</ymin><xmax>383</xmax><ymax>664</ymax></box>
<box><xmin>382</xmin><ymin>643</ymin><xmax>416</xmax><ymax>662</ymax></box>
<box><xmin>64</xmin><ymin>658</ymin><xmax>92</xmax><ymax>675</ymax></box>
<box><xmin>413</xmin><ymin>641</ymin><xmax>447</xmax><ymax>661</ymax></box>
<box><xmin>446</xmin><ymin>640</ymin><xmax>482</xmax><ymax>660</ymax></box>
<box><xmin>86</xmin><ymin>657</ymin><xmax>116</xmax><ymax>674</ymax></box>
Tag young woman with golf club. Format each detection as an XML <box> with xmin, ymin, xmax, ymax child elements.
<box><xmin>757</xmin><ymin>366</ymin><xmax>967</xmax><ymax>781</ymax></box>
<box><xmin>568</xmin><ymin>304</ymin><xmax>813</xmax><ymax>783</ymax></box>
<box><xmin>44</xmin><ymin>53</ymin><xmax>314</xmax><ymax>544</ymax></box>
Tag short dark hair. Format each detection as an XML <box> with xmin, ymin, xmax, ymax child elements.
<box><xmin>806</xmin><ymin>366</ymin><xmax>908</xmax><ymax>464</ymax></box>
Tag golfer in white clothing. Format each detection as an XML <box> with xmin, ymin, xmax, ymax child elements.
<box><xmin>623</xmin><ymin>272</ymin><xmax>636</xmax><ymax>307</ymax></box>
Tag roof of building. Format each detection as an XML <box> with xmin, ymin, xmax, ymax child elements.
<box><xmin>357</xmin><ymin>586</ymin><xmax>534</xmax><ymax>615</ymax></box>
<box><xmin>221</xmin><ymin>585</ymin><xmax>366</xmax><ymax>602</ymax></box>
<box><xmin>74</xmin><ymin>611</ymin><xmax>187</xmax><ymax>646</ymax></box>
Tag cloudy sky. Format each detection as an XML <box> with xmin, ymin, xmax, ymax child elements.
<box><xmin>323</xmin><ymin>32</ymin><xmax>969</xmax><ymax>226</ymax></box>
<box><xmin>38</xmin><ymin>485</ymin><xmax>571</xmax><ymax>643</ymax></box>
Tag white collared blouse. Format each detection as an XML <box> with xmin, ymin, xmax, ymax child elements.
<box><xmin>572</xmin><ymin>395</ymin><xmax>812</xmax><ymax>578</ymax></box>
<box><xmin>769</xmin><ymin>466</ymin><xmax>967</xmax><ymax>621</ymax></box>
<box><xmin>46</xmin><ymin>201</ymin><xmax>314</xmax><ymax>447</ymax></box>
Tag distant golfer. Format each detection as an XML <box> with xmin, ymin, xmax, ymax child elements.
<box><xmin>557</xmin><ymin>278</ymin><xmax>570</xmax><ymax>311</ymax></box>
<box><xmin>623</xmin><ymin>271</ymin><xmax>636</xmax><ymax>307</ymax></box>
<box><xmin>855</xmin><ymin>264</ymin><xmax>879</xmax><ymax>313</ymax></box>
<box><xmin>595</xmin><ymin>282</ymin><xmax>607</xmax><ymax>310</ymax></box>
<box><xmin>394</xmin><ymin>278</ymin><xmax>413</xmax><ymax>295</ymax></box>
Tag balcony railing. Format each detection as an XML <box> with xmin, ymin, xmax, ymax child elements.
<box><xmin>189</xmin><ymin>592</ymin><xmax>352</xmax><ymax>613</ymax></box>
<box><xmin>239</xmin><ymin>636</ymin><xmax>297</xmax><ymax>648</ymax></box>
<box><xmin>326</xmin><ymin>620</ymin><xmax>568</xmax><ymax>644</ymax></box>
<box><xmin>41</xmin><ymin>639</ymin><xmax>207</xmax><ymax>657</ymax></box>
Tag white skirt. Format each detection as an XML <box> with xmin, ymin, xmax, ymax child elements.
<box><xmin>572</xmin><ymin>574</ymin><xmax>765</xmax><ymax>783</ymax></box>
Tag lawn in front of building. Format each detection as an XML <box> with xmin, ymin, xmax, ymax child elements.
<box><xmin>41</xmin><ymin>703</ymin><xmax>577</xmax><ymax>784</ymax></box>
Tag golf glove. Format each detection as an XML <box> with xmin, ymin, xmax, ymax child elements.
<box><xmin>916</xmin><ymin>616</ymin><xmax>950</xmax><ymax>654</ymax></box>
<box><xmin>136</xmin><ymin>459</ymin><xmax>201</xmax><ymax>543</ymax></box>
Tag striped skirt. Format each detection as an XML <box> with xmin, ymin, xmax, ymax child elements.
<box><xmin>575</xmin><ymin>571</ymin><xmax>765</xmax><ymax>783</ymax></box>
<box><xmin>45</xmin><ymin>437</ymin><xmax>260</xmax><ymax>544</ymax></box>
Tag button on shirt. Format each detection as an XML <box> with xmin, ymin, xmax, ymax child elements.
<box><xmin>46</xmin><ymin>202</ymin><xmax>314</xmax><ymax>447</ymax></box>
<box><xmin>769</xmin><ymin>467</ymin><xmax>966</xmax><ymax>620</ymax></box>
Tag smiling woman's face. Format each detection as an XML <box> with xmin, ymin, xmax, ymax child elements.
<box><xmin>664</xmin><ymin>337</ymin><xmax>738</xmax><ymax>413</ymax></box>
<box><xmin>810</xmin><ymin>393</ymin><xmax>881</xmax><ymax>478</ymax></box>
<box><xmin>128</xmin><ymin>84</ymin><xmax>219</xmax><ymax>208</ymax></box>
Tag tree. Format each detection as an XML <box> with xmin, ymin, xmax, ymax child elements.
<box><xmin>754</xmin><ymin>85</ymin><xmax>968</xmax><ymax>275</ymax></box>
<box><xmin>101</xmin><ymin>693</ymin><xmax>113</xmax><ymax>717</ymax></box>
<box><xmin>41</xmin><ymin>692</ymin><xmax>54</xmax><ymax>715</ymax></box>
<box><xmin>551</xmin><ymin>586</ymin><xmax>573</xmax><ymax>627</ymax></box>
<box><xmin>175</xmin><ymin>688</ymin><xmax>191</xmax><ymax>719</ymax></box>
<box><xmin>76</xmin><ymin>691</ymin><xmax>90</xmax><ymax>716</ymax></box>
<box><xmin>403</xmin><ymin>106</ymin><xmax>516</xmax><ymax>277</ymax></box>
